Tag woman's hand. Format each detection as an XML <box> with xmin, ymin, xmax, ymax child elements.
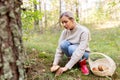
<box><xmin>55</xmin><ymin>67</ymin><xmax>68</xmax><ymax>76</ymax></box>
<box><xmin>50</xmin><ymin>65</ymin><xmax>60</xmax><ymax>72</ymax></box>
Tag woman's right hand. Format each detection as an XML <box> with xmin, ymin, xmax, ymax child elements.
<box><xmin>50</xmin><ymin>65</ymin><xmax>60</xmax><ymax>72</ymax></box>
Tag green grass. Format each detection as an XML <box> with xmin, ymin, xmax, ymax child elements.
<box><xmin>23</xmin><ymin>32</ymin><xmax>60</xmax><ymax>54</ymax></box>
<box><xmin>24</xmin><ymin>25</ymin><xmax>120</xmax><ymax>80</ymax></box>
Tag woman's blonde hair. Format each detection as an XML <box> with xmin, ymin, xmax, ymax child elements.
<box><xmin>60</xmin><ymin>11</ymin><xmax>74</xmax><ymax>20</ymax></box>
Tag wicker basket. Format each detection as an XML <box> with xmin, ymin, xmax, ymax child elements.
<box><xmin>88</xmin><ymin>52</ymin><xmax>116</xmax><ymax>76</ymax></box>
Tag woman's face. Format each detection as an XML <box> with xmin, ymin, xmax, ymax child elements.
<box><xmin>60</xmin><ymin>16</ymin><xmax>75</xmax><ymax>30</ymax></box>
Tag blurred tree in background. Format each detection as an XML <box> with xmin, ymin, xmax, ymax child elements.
<box><xmin>21</xmin><ymin>0</ymin><xmax>120</xmax><ymax>34</ymax></box>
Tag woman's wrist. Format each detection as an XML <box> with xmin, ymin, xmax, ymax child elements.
<box><xmin>53</xmin><ymin>64</ymin><xmax>58</xmax><ymax>66</ymax></box>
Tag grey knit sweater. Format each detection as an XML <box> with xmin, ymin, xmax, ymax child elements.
<box><xmin>53</xmin><ymin>23</ymin><xmax>91</xmax><ymax>69</ymax></box>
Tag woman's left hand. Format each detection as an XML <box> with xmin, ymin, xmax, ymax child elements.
<box><xmin>55</xmin><ymin>67</ymin><xmax>68</xmax><ymax>76</ymax></box>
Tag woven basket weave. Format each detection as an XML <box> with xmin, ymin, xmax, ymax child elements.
<box><xmin>88</xmin><ymin>52</ymin><xmax>116</xmax><ymax>76</ymax></box>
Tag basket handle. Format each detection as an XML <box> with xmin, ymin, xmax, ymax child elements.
<box><xmin>88</xmin><ymin>52</ymin><xmax>116</xmax><ymax>66</ymax></box>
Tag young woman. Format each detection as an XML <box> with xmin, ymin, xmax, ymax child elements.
<box><xmin>50</xmin><ymin>11</ymin><xmax>91</xmax><ymax>76</ymax></box>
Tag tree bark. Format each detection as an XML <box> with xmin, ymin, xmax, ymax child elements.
<box><xmin>0</xmin><ymin>0</ymin><xmax>25</xmax><ymax>80</ymax></box>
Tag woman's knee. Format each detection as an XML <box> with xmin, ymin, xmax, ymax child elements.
<box><xmin>68</xmin><ymin>45</ymin><xmax>78</xmax><ymax>56</ymax></box>
<box><xmin>60</xmin><ymin>40</ymin><xmax>70</xmax><ymax>49</ymax></box>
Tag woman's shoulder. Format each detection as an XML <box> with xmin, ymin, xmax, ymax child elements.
<box><xmin>77</xmin><ymin>24</ymin><xmax>90</xmax><ymax>33</ymax></box>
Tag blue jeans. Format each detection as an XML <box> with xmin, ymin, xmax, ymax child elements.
<box><xmin>60</xmin><ymin>40</ymin><xmax>89</xmax><ymax>60</ymax></box>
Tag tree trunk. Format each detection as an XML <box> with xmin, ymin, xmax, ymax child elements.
<box><xmin>59</xmin><ymin>0</ymin><xmax>62</xmax><ymax>27</ymax></box>
<box><xmin>44</xmin><ymin>0</ymin><xmax>47</xmax><ymax>28</ymax></box>
<box><xmin>76</xmin><ymin>0</ymin><xmax>80</xmax><ymax>22</ymax></box>
<box><xmin>38</xmin><ymin>0</ymin><xmax>43</xmax><ymax>33</ymax></box>
<box><xmin>34</xmin><ymin>2</ymin><xmax>39</xmax><ymax>32</ymax></box>
<box><xmin>34</xmin><ymin>3</ymin><xmax>38</xmax><ymax>30</ymax></box>
<box><xmin>59</xmin><ymin>0</ymin><xmax>62</xmax><ymax>15</ymax></box>
<box><xmin>0</xmin><ymin>0</ymin><xmax>25</xmax><ymax>80</ymax></box>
